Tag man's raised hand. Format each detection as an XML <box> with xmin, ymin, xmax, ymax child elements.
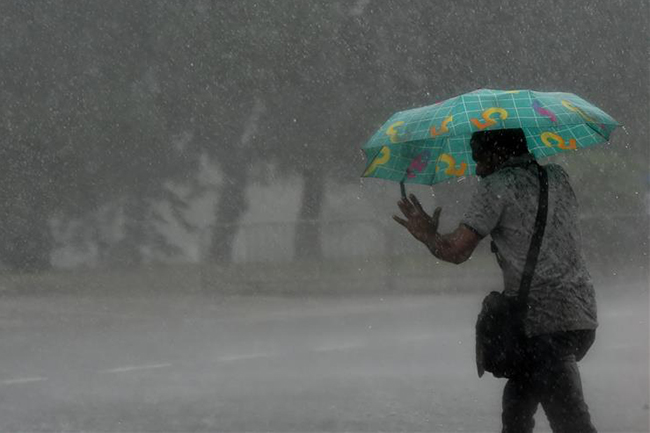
<box><xmin>393</xmin><ymin>193</ymin><xmax>442</xmax><ymax>245</ymax></box>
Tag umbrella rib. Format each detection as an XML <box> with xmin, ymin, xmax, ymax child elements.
<box><xmin>362</xmin><ymin>122</ymin><xmax>619</xmax><ymax>149</ymax></box>
<box><xmin>582</xmin><ymin>121</ymin><xmax>611</xmax><ymax>141</ymax></box>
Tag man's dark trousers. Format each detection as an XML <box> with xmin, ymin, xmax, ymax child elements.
<box><xmin>501</xmin><ymin>330</ymin><xmax>597</xmax><ymax>433</ymax></box>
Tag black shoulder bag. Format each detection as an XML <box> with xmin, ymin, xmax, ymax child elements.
<box><xmin>475</xmin><ymin>163</ymin><xmax>548</xmax><ymax>378</ymax></box>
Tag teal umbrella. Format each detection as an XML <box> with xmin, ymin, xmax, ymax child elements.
<box><xmin>361</xmin><ymin>89</ymin><xmax>620</xmax><ymax>188</ymax></box>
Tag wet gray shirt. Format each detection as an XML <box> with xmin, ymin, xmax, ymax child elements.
<box><xmin>462</xmin><ymin>154</ymin><xmax>598</xmax><ymax>337</ymax></box>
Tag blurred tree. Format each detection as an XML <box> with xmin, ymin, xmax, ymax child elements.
<box><xmin>0</xmin><ymin>2</ymin><xmax>92</xmax><ymax>270</ymax></box>
<box><xmin>152</xmin><ymin>2</ymin><xmax>274</xmax><ymax>263</ymax></box>
<box><xmin>0</xmin><ymin>1</ymin><xmax>199</xmax><ymax>269</ymax></box>
<box><xmin>58</xmin><ymin>1</ymin><xmax>198</xmax><ymax>266</ymax></box>
<box><xmin>255</xmin><ymin>1</ymin><xmax>387</xmax><ymax>260</ymax></box>
<box><xmin>0</xmin><ymin>0</ymin><xmax>645</xmax><ymax>271</ymax></box>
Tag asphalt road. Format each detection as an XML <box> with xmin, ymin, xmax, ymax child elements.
<box><xmin>0</xmin><ymin>282</ymin><xmax>647</xmax><ymax>432</ymax></box>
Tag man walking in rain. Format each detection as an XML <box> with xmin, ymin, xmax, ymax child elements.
<box><xmin>394</xmin><ymin>128</ymin><xmax>598</xmax><ymax>433</ymax></box>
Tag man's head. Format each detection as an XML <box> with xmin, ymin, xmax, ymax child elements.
<box><xmin>470</xmin><ymin>128</ymin><xmax>530</xmax><ymax>177</ymax></box>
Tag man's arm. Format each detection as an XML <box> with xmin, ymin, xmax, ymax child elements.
<box><xmin>423</xmin><ymin>224</ymin><xmax>482</xmax><ymax>264</ymax></box>
<box><xmin>393</xmin><ymin>194</ymin><xmax>482</xmax><ymax>265</ymax></box>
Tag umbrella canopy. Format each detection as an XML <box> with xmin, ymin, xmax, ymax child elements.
<box><xmin>361</xmin><ymin>89</ymin><xmax>620</xmax><ymax>185</ymax></box>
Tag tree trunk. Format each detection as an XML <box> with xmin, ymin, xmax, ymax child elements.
<box><xmin>208</xmin><ymin>98</ymin><xmax>263</xmax><ymax>264</ymax></box>
<box><xmin>294</xmin><ymin>170</ymin><xmax>325</xmax><ymax>260</ymax></box>
<box><xmin>107</xmin><ymin>196</ymin><xmax>147</xmax><ymax>267</ymax></box>
<box><xmin>209</xmin><ymin>167</ymin><xmax>248</xmax><ymax>263</ymax></box>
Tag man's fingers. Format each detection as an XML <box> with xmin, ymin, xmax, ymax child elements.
<box><xmin>432</xmin><ymin>207</ymin><xmax>443</xmax><ymax>225</ymax></box>
<box><xmin>392</xmin><ymin>215</ymin><xmax>408</xmax><ymax>227</ymax></box>
<box><xmin>399</xmin><ymin>196</ymin><xmax>415</xmax><ymax>214</ymax></box>
<box><xmin>397</xmin><ymin>200</ymin><xmax>412</xmax><ymax>218</ymax></box>
<box><xmin>409</xmin><ymin>194</ymin><xmax>426</xmax><ymax>216</ymax></box>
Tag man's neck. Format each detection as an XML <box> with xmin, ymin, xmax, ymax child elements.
<box><xmin>498</xmin><ymin>153</ymin><xmax>536</xmax><ymax>170</ymax></box>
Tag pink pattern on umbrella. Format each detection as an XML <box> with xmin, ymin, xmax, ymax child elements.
<box><xmin>532</xmin><ymin>100</ymin><xmax>557</xmax><ymax>122</ymax></box>
<box><xmin>406</xmin><ymin>151</ymin><xmax>431</xmax><ymax>178</ymax></box>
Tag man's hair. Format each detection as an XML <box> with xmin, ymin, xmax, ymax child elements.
<box><xmin>470</xmin><ymin>128</ymin><xmax>529</xmax><ymax>158</ymax></box>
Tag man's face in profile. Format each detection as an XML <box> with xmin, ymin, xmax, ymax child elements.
<box><xmin>470</xmin><ymin>140</ymin><xmax>498</xmax><ymax>178</ymax></box>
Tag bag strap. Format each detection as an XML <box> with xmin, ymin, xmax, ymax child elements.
<box><xmin>517</xmin><ymin>162</ymin><xmax>549</xmax><ymax>308</ymax></box>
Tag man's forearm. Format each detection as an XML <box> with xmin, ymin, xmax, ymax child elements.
<box><xmin>393</xmin><ymin>196</ymin><xmax>480</xmax><ymax>265</ymax></box>
<box><xmin>424</xmin><ymin>231</ymin><xmax>469</xmax><ymax>265</ymax></box>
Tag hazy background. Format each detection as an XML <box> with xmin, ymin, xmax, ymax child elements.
<box><xmin>0</xmin><ymin>0</ymin><xmax>647</xmax><ymax>272</ymax></box>
<box><xmin>0</xmin><ymin>1</ymin><xmax>647</xmax><ymax>432</ymax></box>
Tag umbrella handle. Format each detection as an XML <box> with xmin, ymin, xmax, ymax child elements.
<box><xmin>400</xmin><ymin>182</ymin><xmax>407</xmax><ymax>199</ymax></box>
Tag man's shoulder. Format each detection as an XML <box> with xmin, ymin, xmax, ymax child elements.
<box><xmin>492</xmin><ymin>162</ymin><xmax>569</xmax><ymax>180</ymax></box>
<box><xmin>482</xmin><ymin>164</ymin><xmax>531</xmax><ymax>187</ymax></box>
<box><xmin>474</xmin><ymin>171</ymin><xmax>505</xmax><ymax>193</ymax></box>
<box><xmin>544</xmin><ymin>163</ymin><xmax>572</xmax><ymax>183</ymax></box>
<box><xmin>547</xmin><ymin>162</ymin><xmax>569</xmax><ymax>173</ymax></box>
<box><xmin>477</xmin><ymin>161</ymin><xmax>571</xmax><ymax>195</ymax></box>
